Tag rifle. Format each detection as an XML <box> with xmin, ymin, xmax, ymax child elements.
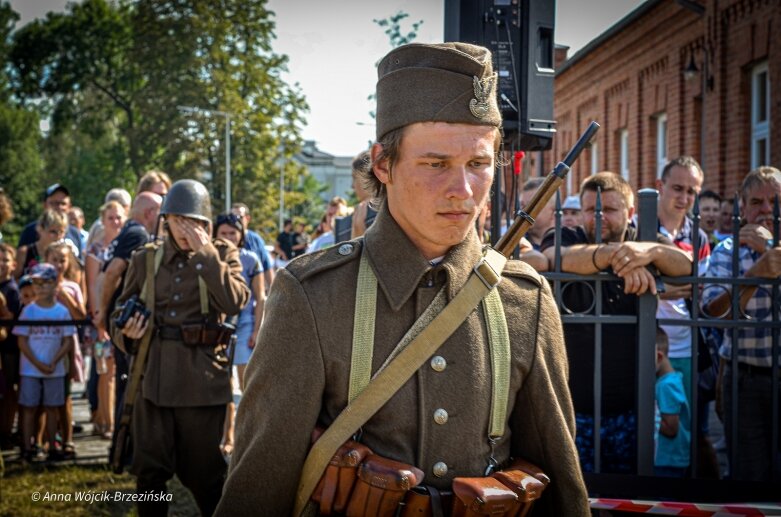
<box><xmin>111</xmin><ymin>244</ymin><xmax>158</xmax><ymax>474</ymax></box>
<box><xmin>495</xmin><ymin>121</ymin><xmax>600</xmax><ymax>257</ymax></box>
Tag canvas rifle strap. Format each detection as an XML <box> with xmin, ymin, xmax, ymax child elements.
<box><xmin>349</xmin><ymin>252</ymin><xmax>511</xmax><ymax>440</ymax></box>
<box><xmin>118</xmin><ymin>244</ymin><xmax>160</xmax><ymax>428</ymax></box>
<box><xmin>294</xmin><ymin>247</ymin><xmax>508</xmax><ymax>517</ymax></box>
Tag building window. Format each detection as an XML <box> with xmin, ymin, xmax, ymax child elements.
<box><xmin>619</xmin><ymin>129</ymin><xmax>630</xmax><ymax>181</ymax></box>
<box><xmin>656</xmin><ymin>114</ymin><xmax>667</xmax><ymax>179</ymax></box>
<box><xmin>752</xmin><ymin>61</ymin><xmax>770</xmax><ymax>168</ymax></box>
<box><xmin>591</xmin><ymin>141</ymin><xmax>599</xmax><ymax>175</ymax></box>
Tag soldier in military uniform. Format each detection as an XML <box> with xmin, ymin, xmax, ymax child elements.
<box><xmin>218</xmin><ymin>43</ymin><xmax>589</xmax><ymax>515</ymax></box>
<box><xmin>111</xmin><ymin>179</ymin><xmax>249</xmax><ymax>516</ymax></box>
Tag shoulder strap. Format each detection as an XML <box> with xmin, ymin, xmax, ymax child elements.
<box><xmin>350</xmin><ymin>252</ymin><xmax>511</xmax><ymax>438</ymax></box>
<box><xmin>293</xmin><ymin>248</ymin><xmax>507</xmax><ymax>516</ymax></box>
<box><xmin>115</xmin><ymin>244</ymin><xmax>157</xmax><ymax>429</ymax></box>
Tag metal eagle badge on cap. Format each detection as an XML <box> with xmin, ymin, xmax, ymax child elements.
<box><xmin>469</xmin><ymin>74</ymin><xmax>496</xmax><ymax>120</ymax></box>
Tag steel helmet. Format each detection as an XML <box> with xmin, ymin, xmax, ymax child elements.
<box><xmin>160</xmin><ymin>179</ymin><xmax>212</xmax><ymax>223</ymax></box>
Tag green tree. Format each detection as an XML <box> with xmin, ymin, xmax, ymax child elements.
<box><xmin>367</xmin><ymin>11</ymin><xmax>423</xmax><ymax>120</ymax></box>
<box><xmin>0</xmin><ymin>2</ymin><xmax>43</xmax><ymax>242</ymax></box>
<box><xmin>9</xmin><ymin>0</ymin><xmax>309</xmax><ymax>224</ymax></box>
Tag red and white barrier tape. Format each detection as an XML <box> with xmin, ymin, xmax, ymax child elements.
<box><xmin>590</xmin><ymin>498</ymin><xmax>781</xmax><ymax>516</ymax></box>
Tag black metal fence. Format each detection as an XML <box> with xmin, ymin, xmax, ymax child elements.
<box><xmin>543</xmin><ymin>188</ymin><xmax>781</xmax><ymax>502</ymax></box>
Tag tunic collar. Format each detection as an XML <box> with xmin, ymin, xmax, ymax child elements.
<box><xmin>363</xmin><ymin>203</ymin><xmax>485</xmax><ymax>312</ymax></box>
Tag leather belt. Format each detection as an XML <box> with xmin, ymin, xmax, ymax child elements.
<box><xmin>157</xmin><ymin>326</ymin><xmax>182</xmax><ymax>341</ymax></box>
<box><xmin>401</xmin><ymin>487</ymin><xmax>453</xmax><ymax>517</ymax></box>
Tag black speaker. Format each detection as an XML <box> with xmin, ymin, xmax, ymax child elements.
<box><xmin>444</xmin><ymin>0</ymin><xmax>556</xmax><ymax>150</ymax></box>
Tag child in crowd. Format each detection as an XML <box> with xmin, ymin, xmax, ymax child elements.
<box><xmin>0</xmin><ymin>243</ymin><xmax>22</xmax><ymax>450</ymax></box>
<box><xmin>14</xmin><ymin>210</ymin><xmax>68</xmax><ymax>279</ymax></box>
<box><xmin>12</xmin><ymin>264</ymin><xmax>76</xmax><ymax>461</ymax></box>
<box><xmin>655</xmin><ymin>327</ymin><xmax>691</xmax><ymax>477</ymax></box>
<box><xmin>18</xmin><ymin>275</ymin><xmax>36</xmax><ymax>307</ymax></box>
<box><xmin>46</xmin><ymin>240</ymin><xmax>86</xmax><ymax>458</ymax></box>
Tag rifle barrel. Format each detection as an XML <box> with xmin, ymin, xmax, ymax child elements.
<box><xmin>495</xmin><ymin>122</ymin><xmax>600</xmax><ymax>257</ymax></box>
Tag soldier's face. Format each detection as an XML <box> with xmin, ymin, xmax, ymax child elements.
<box><xmin>373</xmin><ymin>122</ymin><xmax>495</xmax><ymax>260</ymax></box>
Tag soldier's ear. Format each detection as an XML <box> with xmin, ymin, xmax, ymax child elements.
<box><xmin>371</xmin><ymin>143</ymin><xmax>392</xmax><ymax>185</ymax></box>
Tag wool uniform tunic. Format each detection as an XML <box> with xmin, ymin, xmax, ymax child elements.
<box><xmin>111</xmin><ymin>237</ymin><xmax>249</xmax><ymax>407</ymax></box>
<box><xmin>219</xmin><ymin>206</ymin><xmax>589</xmax><ymax>516</ymax></box>
<box><xmin>111</xmin><ymin>237</ymin><xmax>249</xmax><ymax>517</ymax></box>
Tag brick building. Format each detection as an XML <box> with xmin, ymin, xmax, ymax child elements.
<box><xmin>540</xmin><ymin>0</ymin><xmax>779</xmax><ymax>198</ymax></box>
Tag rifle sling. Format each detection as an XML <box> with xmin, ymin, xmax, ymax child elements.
<box><xmin>117</xmin><ymin>244</ymin><xmax>159</xmax><ymax>428</ymax></box>
<box><xmin>293</xmin><ymin>247</ymin><xmax>507</xmax><ymax>516</ymax></box>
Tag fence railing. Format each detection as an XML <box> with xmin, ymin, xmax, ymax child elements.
<box><xmin>542</xmin><ymin>188</ymin><xmax>781</xmax><ymax>501</ymax></box>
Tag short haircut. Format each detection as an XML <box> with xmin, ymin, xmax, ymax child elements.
<box><xmin>741</xmin><ymin>166</ymin><xmax>781</xmax><ymax>201</ymax></box>
<box><xmin>69</xmin><ymin>206</ymin><xmax>84</xmax><ymax>220</ymax></box>
<box><xmin>100</xmin><ymin>200</ymin><xmax>125</xmax><ymax>217</ymax></box>
<box><xmin>0</xmin><ymin>242</ymin><xmax>16</xmax><ymax>259</ymax></box>
<box><xmin>232</xmin><ymin>202</ymin><xmax>249</xmax><ymax>213</ymax></box>
<box><xmin>37</xmin><ymin>209</ymin><xmax>68</xmax><ymax>230</ymax></box>
<box><xmin>699</xmin><ymin>190</ymin><xmax>721</xmax><ymax>204</ymax></box>
<box><xmin>656</xmin><ymin>327</ymin><xmax>669</xmax><ymax>355</ymax></box>
<box><xmin>105</xmin><ymin>188</ymin><xmax>132</xmax><ymax>207</ymax></box>
<box><xmin>364</xmin><ymin>125</ymin><xmax>503</xmax><ymax>207</ymax></box>
<box><xmin>351</xmin><ymin>150</ymin><xmax>372</xmax><ymax>178</ymax></box>
<box><xmin>580</xmin><ymin>171</ymin><xmax>635</xmax><ymax>209</ymax></box>
<box><xmin>661</xmin><ymin>156</ymin><xmax>703</xmax><ymax>182</ymax></box>
<box><xmin>136</xmin><ymin>170</ymin><xmax>172</xmax><ymax>196</ymax></box>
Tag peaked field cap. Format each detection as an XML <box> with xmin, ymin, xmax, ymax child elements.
<box><xmin>375</xmin><ymin>42</ymin><xmax>502</xmax><ymax>140</ymax></box>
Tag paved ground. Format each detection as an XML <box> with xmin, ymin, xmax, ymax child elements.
<box><xmin>2</xmin><ymin>362</ymin><xmax>728</xmax><ymax>475</ymax></box>
<box><xmin>0</xmin><ymin>379</ymin><xmax>110</xmax><ymax>466</ymax></box>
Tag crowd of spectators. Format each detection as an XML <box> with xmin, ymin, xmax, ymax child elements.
<box><xmin>1</xmin><ymin>154</ymin><xmax>778</xmax><ymax>484</ymax></box>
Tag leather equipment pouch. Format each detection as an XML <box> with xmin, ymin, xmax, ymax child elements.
<box><xmin>492</xmin><ymin>469</ymin><xmax>546</xmax><ymax>517</ymax></box>
<box><xmin>345</xmin><ymin>454</ymin><xmax>424</xmax><ymax>517</ymax></box>
<box><xmin>505</xmin><ymin>459</ymin><xmax>550</xmax><ymax>488</ymax></box>
<box><xmin>311</xmin><ymin>429</ymin><xmax>373</xmax><ymax>515</ymax></box>
<box><xmin>181</xmin><ymin>323</ymin><xmax>203</xmax><ymax>346</ymax></box>
<box><xmin>451</xmin><ymin>476</ymin><xmax>519</xmax><ymax>517</ymax></box>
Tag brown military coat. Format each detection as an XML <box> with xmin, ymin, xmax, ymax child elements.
<box><xmin>218</xmin><ymin>206</ymin><xmax>589</xmax><ymax>516</ymax></box>
<box><xmin>111</xmin><ymin>237</ymin><xmax>249</xmax><ymax>407</ymax></box>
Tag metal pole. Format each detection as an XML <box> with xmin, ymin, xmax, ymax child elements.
<box><xmin>279</xmin><ymin>148</ymin><xmax>285</xmax><ymax>232</ymax></box>
<box><xmin>700</xmin><ymin>47</ymin><xmax>707</xmax><ymax>169</ymax></box>
<box><xmin>225</xmin><ymin>114</ymin><xmax>231</xmax><ymax>211</ymax></box>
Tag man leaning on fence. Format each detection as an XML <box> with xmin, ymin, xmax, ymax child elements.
<box><xmin>218</xmin><ymin>42</ymin><xmax>589</xmax><ymax>516</ymax></box>
<box><xmin>540</xmin><ymin>172</ymin><xmax>692</xmax><ymax>472</ymax></box>
<box><xmin>702</xmin><ymin>166</ymin><xmax>781</xmax><ymax>481</ymax></box>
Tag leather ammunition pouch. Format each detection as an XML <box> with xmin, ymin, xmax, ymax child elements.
<box><xmin>311</xmin><ymin>429</ymin><xmax>373</xmax><ymax>515</ymax></box>
<box><xmin>310</xmin><ymin>428</ymin><xmax>547</xmax><ymax>517</ymax></box>
<box><xmin>451</xmin><ymin>476</ymin><xmax>519</xmax><ymax>517</ymax></box>
<box><xmin>177</xmin><ymin>322</ymin><xmax>235</xmax><ymax>347</ymax></box>
<box><xmin>345</xmin><ymin>455</ymin><xmax>424</xmax><ymax>517</ymax></box>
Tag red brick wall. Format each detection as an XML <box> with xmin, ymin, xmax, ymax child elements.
<box><xmin>542</xmin><ymin>0</ymin><xmax>781</xmax><ymax>200</ymax></box>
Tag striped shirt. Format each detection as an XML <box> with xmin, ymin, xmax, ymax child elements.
<box><xmin>702</xmin><ymin>237</ymin><xmax>780</xmax><ymax>366</ymax></box>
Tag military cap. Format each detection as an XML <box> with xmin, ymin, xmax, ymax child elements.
<box><xmin>375</xmin><ymin>42</ymin><xmax>501</xmax><ymax>140</ymax></box>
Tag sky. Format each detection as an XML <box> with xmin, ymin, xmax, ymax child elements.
<box><xmin>11</xmin><ymin>0</ymin><xmax>645</xmax><ymax>156</ymax></box>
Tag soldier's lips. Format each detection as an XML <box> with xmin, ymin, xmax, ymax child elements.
<box><xmin>438</xmin><ymin>211</ymin><xmax>471</xmax><ymax>221</ymax></box>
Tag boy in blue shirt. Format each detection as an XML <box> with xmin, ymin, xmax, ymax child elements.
<box><xmin>655</xmin><ymin>327</ymin><xmax>691</xmax><ymax>477</ymax></box>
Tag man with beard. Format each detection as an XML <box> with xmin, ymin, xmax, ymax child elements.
<box><xmin>541</xmin><ymin>171</ymin><xmax>691</xmax><ymax>473</ymax></box>
<box><xmin>703</xmin><ymin>166</ymin><xmax>781</xmax><ymax>481</ymax></box>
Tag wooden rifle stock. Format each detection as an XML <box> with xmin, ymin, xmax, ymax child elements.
<box><xmin>494</xmin><ymin>121</ymin><xmax>600</xmax><ymax>258</ymax></box>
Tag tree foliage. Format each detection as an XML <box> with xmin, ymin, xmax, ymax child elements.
<box><xmin>4</xmin><ymin>0</ymin><xmax>310</xmax><ymax>239</ymax></box>
<box><xmin>0</xmin><ymin>2</ymin><xmax>42</xmax><ymax>243</ymax></box>
<box><xmin>367</xmin><ymin>11</ymin><xmax>422</xmax><ymax>120</ymax></box>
